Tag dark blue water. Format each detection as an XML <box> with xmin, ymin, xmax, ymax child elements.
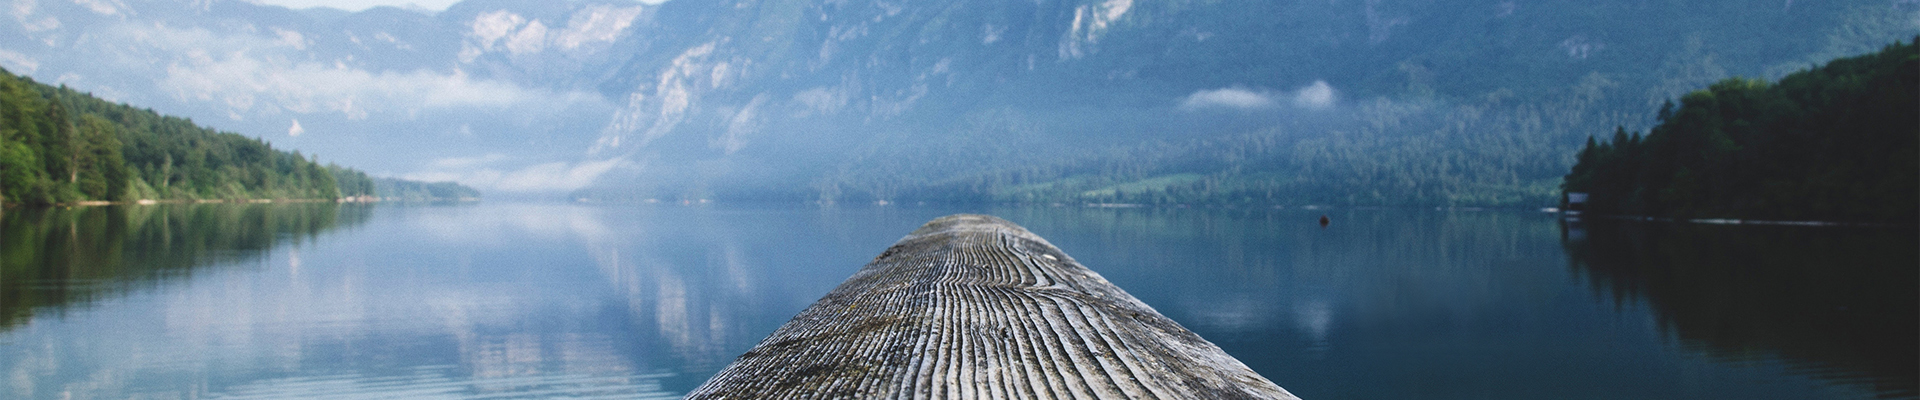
<box><xmin>1</xmin><ymin>202</ymin><xmax>1912</xmax><ymax>399</ymax></box>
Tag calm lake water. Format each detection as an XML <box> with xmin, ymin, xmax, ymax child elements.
<box><xmin>1</xmin><ymin>202</ymin><xmax>1913</xmax><ymax>399</ymax></box>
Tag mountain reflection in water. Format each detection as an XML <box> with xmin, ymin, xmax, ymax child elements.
<box><xmin>0</xmin><ymin>203</ymin><xmax>1913</xmax><ymax>399</ymax></box>
<box><xmin>1563</xmin><ymin>220</ymin><xmax>1919</xmax><ymax>399</ymax></box>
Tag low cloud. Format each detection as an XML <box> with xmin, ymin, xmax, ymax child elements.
<box><xmin>161</xmin><ymin>52</ymin><xmax>564</xmax><ymax>119</ymax></box>
<box><xmin>1180</xmin><ymin>87</ymin><xmax>1276</xmax><ymax>110</ymax></box>
<box><xmin>408</xmin><ymin>155</ymin><xmax>626</xmax><ymax>193</ymax></box>
<box><xmin>1181</xmin><ymin>81</ymin><xmax>1339</xmax><ymax>111</ymax></box>
<box><xmin>106</xmin><ymin>23</ymin><xmax>600</xmax><ymax>121</ymax></box>
<box><xmin>1292</xmin><ymin>80</ymin><xmax>1336</xmax><ymax>110</ymax></box>
<box><xmin>71</xmin><ymin>0</ymin><xmax>125</xmax><ymax>16</ymax></box>
<box><xmin>791</xmin><ymin>86</ymin><xmax>848</xmax><ymax>115</ymax></box>
<box><xmin>426</xmin><ymin>154</ymin><xmax>510</xmax><ymax>170</ymax></box>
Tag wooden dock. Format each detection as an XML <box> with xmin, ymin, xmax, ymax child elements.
<box><xmin>688</xmin><ymin>214</ymin><xmax>1298</xmax><ymax>399</ymax></box>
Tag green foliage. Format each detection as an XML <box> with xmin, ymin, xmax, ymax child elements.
<box><xmin>0</xmin><ymin>67</ymin><xmax>473</xmax><ymax>205</ymax></box>
<box><xmin>44</xmin><ymin>79</ymin><xmax>344</xmax><ymax>202</ymax></box>
<box><xmin>72</xmin><ymin>115</ymin><xmax>130</xmax><ymax>200</ymax></box>
<box><xmin>328</xmin><ymin>165</ymin><xmax>377</xmax><ymax>197</ymax></box>
<box><xmin>0</xmin><ymin>69</ymin><xmax>60</xmax><ymax>204</ymax></box>
<box><xmin>1563</xmin><ymin>38</ymin><xmax>1918</xmax><ymax>223</ymax></box>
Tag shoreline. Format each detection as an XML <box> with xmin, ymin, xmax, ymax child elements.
<box><xmin>1571</xmin><ymin>213</ymin><xmax>1914</xmax><ymax>229</ymax></box>
<box><xmin>4</xmin><ymin>196</ymin><xmax>479</xmax><ymax>208</ymax></box>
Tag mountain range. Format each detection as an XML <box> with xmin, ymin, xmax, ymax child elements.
<box><xmin>4</xmin><ymin>0</ymin><xmax>1914</xmax><ymax>205</ymax></box>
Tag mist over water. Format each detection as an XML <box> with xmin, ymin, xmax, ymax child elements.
<box><xmin>1</xmin><ymin>202</ymin><xmax>1911</xmax><ymax>399</ymax></box>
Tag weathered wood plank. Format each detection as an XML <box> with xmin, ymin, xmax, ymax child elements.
<box><xmin>688</xmin><ymin>214</ymin><xmax>1299</xmax><ymax>399</ymax></box>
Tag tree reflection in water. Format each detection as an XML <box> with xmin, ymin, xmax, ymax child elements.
<box><xmin>1563</xmin><ymin>220</ymin><xmax>1918</xmax><ymax>399</ymax></box>
<box><xmin>0</xmin><ymin>203</ymin><xmax>370</xmax><ymax>332</ymax></box>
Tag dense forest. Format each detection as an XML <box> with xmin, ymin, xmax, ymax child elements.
<box><xmin>1562</xmin><ymin>39</ymin><xmax>1917</xmax><ymax>223</ymax></box>
<box><xmin>0</xmin><ymin>68</ymin><xmax>474</xmax><ymax>205</ymax></box>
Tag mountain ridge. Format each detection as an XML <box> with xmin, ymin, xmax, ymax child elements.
<box><xmin>3</xmin><ymin>0</ymin><xmax>1913</xmax><ymax>204</ymax></box>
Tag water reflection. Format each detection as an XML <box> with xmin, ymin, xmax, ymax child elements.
<box><xmin>1</xmin><ymin>203</ymin><xmax>369</xmax><ymax>332</ymax></box>
<box><xmin>995</xmin><ymin>207</ymin><xmax>1572</xmax><ymax>338</ymax></box>
<box><xmin>2</xmin><ymin>203</ymin><xmax>1911</xmax><ymax>399</ymax></box>
<box><xmin>1563</xmin><ymin>220</ymin><xmax>1919</xmax><ymax>398</ymax></box>
<box><xmin>990</xmin><ymin>206</ymin><xmax>1897</xmax><ymax>399</ymax></box>
<box><xmin>0</xmin><ymin>202</ymin><xmax>964</xmax><ymax>398</ymax></box>
<box><xmin>989</xmin><ymin>208</ymin><xmax>1541</xmax><ymax>396</ymax></box>
<box><xmin>0</xmin><ymin>203</ymin><xmax>691</xmax><ymax>399</ymax></box>
<box><xmin>574</xmin><ymin>205</ymin><xmax>975</xmax><ymax>390</ymax></box>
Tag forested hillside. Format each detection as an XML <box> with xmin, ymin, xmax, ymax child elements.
<box><xmin>1562</xmin><ymin>39</ymin><xmax>1917</xmax><ymax>223</ymax></box>
<box><xmin>0</xmin><ymin>68</ymin><xmax>472</xmax><ymax>205</ymax></box>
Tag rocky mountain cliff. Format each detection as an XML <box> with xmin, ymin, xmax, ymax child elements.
<box><xmin>4</xmin><ymin>0</ymin><xmax>1913</xmax><ymax>203</ymax></box>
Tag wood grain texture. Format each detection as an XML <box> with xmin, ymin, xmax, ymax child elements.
<box><xmin>688</xmin><ymin>214</ymin><xmax>1299</xmax><ymax>399</ymax></box>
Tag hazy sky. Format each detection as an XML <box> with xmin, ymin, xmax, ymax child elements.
<box><xmin>249</xmin><ymin>0</ymin><xmax>668</xmax><ymax>12</ymax></box>
<box><xmin>248</xmin><ymin>0</ymin><xmax>461</xmax><ymax>12</ymax></box>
